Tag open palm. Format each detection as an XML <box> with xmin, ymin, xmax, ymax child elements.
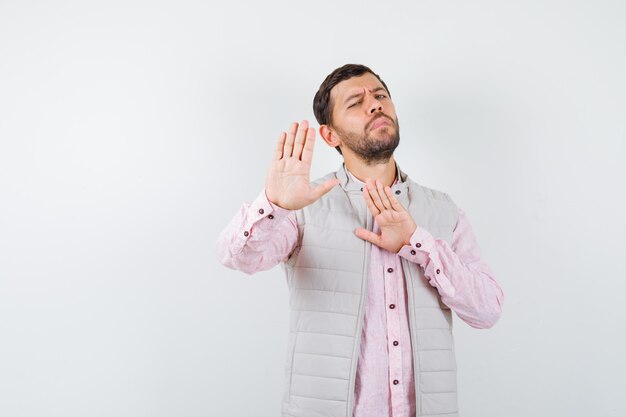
<box><xmin>354</xmin><ymin>178</ymin><xmax>418</xmax><ymax>253</ymax></box>
<box><xmin>265</xmin><ymin>120</ymin><xmax>339</xmax><ymax>210</ymax></box>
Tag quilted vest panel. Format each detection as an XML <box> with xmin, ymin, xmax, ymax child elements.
<box><xmin>281</xmin><ymin>163</ymin><xmax>459</xmax><ymax>417</ymax></box>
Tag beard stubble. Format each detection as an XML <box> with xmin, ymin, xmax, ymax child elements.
<box><xmin>335</xmin><ymin>114</ymin><xmax>401</xmax><ymax>165</ymax></box>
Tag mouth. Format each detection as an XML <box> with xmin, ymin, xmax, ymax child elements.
<box><xmin>369</xmin><ymin>116</ymin><xmax>391</xmax><ymax>131</ymax></box>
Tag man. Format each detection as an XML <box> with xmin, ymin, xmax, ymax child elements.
<box><xmin>217</xmin><ymin>64</ymin><xmax>504</xmax><ymax>417</ymax></box>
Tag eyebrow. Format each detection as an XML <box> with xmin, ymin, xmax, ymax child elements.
<box><xmin>343</xmin><ymin>87</ymin><xmax>387</xmax><ymax>104</ymax></box>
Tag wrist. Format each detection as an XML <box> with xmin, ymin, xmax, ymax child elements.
<box><xmin>264</xmin><ymin>189</ymin><xmax>294</xmax><ymax>211</ymax></box>
<box><xmin>403</xmin><ymin>223</ymin><xmax>418</xmax><ymax>246</ymax></box>
<box><xmin>264</xmin><ymin>189</ymin><xmax>282</xmax><ymax>208</ymax></box>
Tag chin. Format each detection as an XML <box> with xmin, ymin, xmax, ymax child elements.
<box><xmin>375</xmin><ymin>128</ymin><xmax>397</xmax><ymax>140</ymax></box>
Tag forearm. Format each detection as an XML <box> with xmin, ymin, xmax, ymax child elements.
<box><xmin>216</xmin><ymin>190</ymin><xmax>298</xmax><ymax>274</ymax></box>
<box><xmin>399</xmin><ymin>211</ymin><xmax>504</xmax><ymax>328</ymax></box>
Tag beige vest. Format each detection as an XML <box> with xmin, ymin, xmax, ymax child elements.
<box><xmin>281</xmin><ymin>163</ymin><xmax>459</xmax><ymax>417</ymax></box>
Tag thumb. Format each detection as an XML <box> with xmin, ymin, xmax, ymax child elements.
<box><xmin>354</xmin><ymin>227</ymin><xmax>381</xmax><ymax>247</ymax></box>
<box><xmin>311</xmin><ymin>178</ymin><xmax>340</xmax><ymax>200</ymax></box>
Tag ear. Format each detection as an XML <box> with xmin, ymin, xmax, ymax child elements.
<box><xmin>319</xmin><ymin>125</ymin><xmax>342</xmax><ymax>149</ymax></box>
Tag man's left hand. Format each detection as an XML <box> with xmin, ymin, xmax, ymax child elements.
<box><xmin>354</xmin><ymin>178</ymin><xmax>418</xmax><ymax>253</ymax></box>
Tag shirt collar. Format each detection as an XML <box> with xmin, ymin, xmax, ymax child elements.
<box><xmin>346</xmin><ymin>167</ymin><xmax>399</xmax><ymax>186</ymax></box>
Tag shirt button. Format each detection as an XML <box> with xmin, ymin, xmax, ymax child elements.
<box><xmin>268</xmin><ymin>214</ymin><xmax>274</xmax><ymax>219</ymax></box>
<box><xmin>410</xmin><ymin>250</ymin><xmax>416</xmax><ymax>255</ymax></box>
<box><xmin>243</xmin><ymin>231</ymin><xmax>249</xmax><ymax>237</ymax></box>
<box><xmin>387</xmin><ymin>267</ymin><xmax>393</xmax><ymax>273</ymax></box>
<box><xmin>389</xmin><ymin>304</ymin><xmax>396</xmax><ymax>309</ymax></box>
<box><xmin>395</xmin><ymin>190</ymin><xmax>401</xmax><ymax>195</ymax></box>
<box><xmin>393</xmin><ymin>341</ymin><xmax>399</xmax><ymax>346</ymax></box>
<box><xmin>258</xmin><ymin>208</ymin><xmax>264</xmax><ymax>215</ymax></box>
<box><xmin>415</xmin><ymin>243</ymin><xmax>422</xmax><ymax>248</ymax></box>
<box><xmin>393</xmin><ymin>379</ymin><xmax>399</xmax><ymax>385</ymax></box>
<box><xmin>436</xmin><ymin>269</ymin><xmax>441</xmax><ymax>274</ymax></box>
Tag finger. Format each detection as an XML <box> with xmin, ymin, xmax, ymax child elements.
<box><xmin>384</xmin><ymin>186</ymin><xmax>406</xmax><ymax>212</ymax></box>
<box><xmin>362</xmin><ymin>182</ymin><xmax>381</xmax><ymax>216</ymax></box>
<box><xmin>274</xmin><ymin>131</ymin><xmax>286</xmax><ymax>160</ymax></box>
<box><xmin>292</xmin><ymin>120</ymin><xmax>309</xmax><ymax>159</ymax></box>
<box><xmin>375</xmin><ymin>179</ymin><xmax>392</xmax><ymax>210</ymax></box>
<box><xmin>300</xmin><ymin>128</ymin><xmax>316</xmax><ymax>164</ymax></box>
<box><xmin>354</xmin><ymin>227</ymin><xmax>382</xmax><ymax>247</ymax></box>
<box><xmin>311</xmin><ymin>178</ymin><xmax>339</xmax><ymax>200</ymax></box>
<box><xmin>366</xmin><ymin>178</ymin><xmax>385</xmax><ymax>213</ymax></box>
<box><xmin>283</xmin><ymin>122</ymin><xmax>298</xmax><ymax>158</ymax></box>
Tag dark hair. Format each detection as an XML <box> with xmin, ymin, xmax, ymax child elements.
<box><xmin>313</xmin><ymin>64</ymin><xmax>391</xmax><ymax>155</ymax></box>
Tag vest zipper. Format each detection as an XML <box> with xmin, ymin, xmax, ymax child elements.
<box><xmin>346</xmin><ymin>212</ymin><xmax>373</xmax><ymax>416</ymax></box>
<box><xmin>402</xmin><ymin>257</ymin><xmax>421</xmax><ymax>416</ymax></box>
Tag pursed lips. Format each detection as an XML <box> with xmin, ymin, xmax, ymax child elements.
<box><xmin>368</xmin><ymin>115</ymin><xmax>392</xmax><ymax>131</ymax></box>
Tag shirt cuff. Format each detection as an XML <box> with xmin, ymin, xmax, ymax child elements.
<box><xmin>423</xmin><ymin>251</ymin><xmax>455</xmax><ymax>297</ymax></box>
<box><xmin>398</xmin><ymin>226</ymin><xmax>456</xmax><ymax>298</ymax></box>
<box><xmin>251</xmin><ymin>190</ymin><xmax>292</xmax><ymax>223</ymax></box>
<box><xmin>398</xmin><ymin>226</ymin><xmax>436</xmax><ymax>266</ymax></box>
<box><xmin>236</xmin><ymin>189</ymin><xmax>293</xmax><ymax>244</ymax></box>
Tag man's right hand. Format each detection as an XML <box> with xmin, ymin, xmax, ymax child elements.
<box><xmin>265</xmin><ymin>120</ymin><xmax>340</xmax><ymax>210</ymax></box>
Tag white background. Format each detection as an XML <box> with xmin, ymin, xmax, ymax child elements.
<box><xmin>1</xmin><ymin>1</ymin><xmax>625</xmax><ymax>416</ymax></box>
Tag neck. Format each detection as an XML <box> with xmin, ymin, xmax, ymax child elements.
<box><xmin>343</xmin><ymin>154</ymin><xmax>397</xmax><ymax>187</ymax></box>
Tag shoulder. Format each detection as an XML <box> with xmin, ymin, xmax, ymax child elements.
<box><xmin>403</xmin><ymin>173</ymin><xmax>460</xmax><ymax>241</ymax></box>
<box><xmin>405</xmin><ymin>175</ymin><xmax>457</xmax><ymax>206</ymax></box>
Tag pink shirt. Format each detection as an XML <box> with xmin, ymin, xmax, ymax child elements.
<box><xmin>217</xmin><ymin>175</ymin><xmax>504</xmax><ymax>417</ymax></box>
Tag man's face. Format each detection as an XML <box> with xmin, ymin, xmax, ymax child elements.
<box><xmin>329</xmin><ymin>72</ymin><xmax>400</xmax><ymax>164</ymax></box>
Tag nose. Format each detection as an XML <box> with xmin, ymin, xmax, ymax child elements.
<box><xmin>368</xmin><ymin>96</ymin><xmax>383</xmax><ymax>114</ymax></box>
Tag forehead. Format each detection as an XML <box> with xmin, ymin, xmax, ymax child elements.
<box><xmin>330</xmin><ymin>72</ymin><xmax>385</xmax><ymax>103</ymax></box>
